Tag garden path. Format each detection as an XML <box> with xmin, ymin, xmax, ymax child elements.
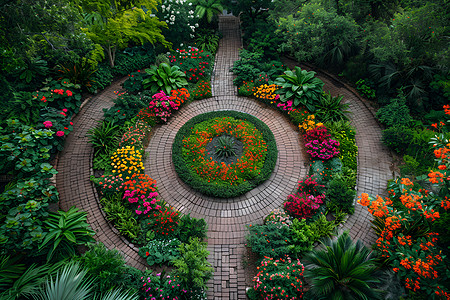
<box><xmin>56</xmin><ymin>15</ymin><xmax>392</xmax><ymax>300</ymax></box>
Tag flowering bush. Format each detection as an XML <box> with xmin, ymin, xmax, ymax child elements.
<box><xmin>169</xmin><ymin>48</ymin><xmax>213</xmax><ymax>82</ymax></box>
<box><xmin>305</xmin><ymin>138</ymin><xmax>340</xmax><ymax>160</ymax></box>
<box><xmin>140</xmin><ymin>273</ymin><xmax>186</xmax><ymax>300</ymax></box>
<box><xmin>170</xmin><ymin>88</ymin><xmax>190</xmax><ymax>106</ymax></box>
<box><xmin>110</xmin><ymin>146</ymin><xmax>144</xmax><ymax>179</ymax></box>
<box><xmin>284</xmin><ymin>192</ymin><xmax>325</xmax><ymax>219</ymax></box>
<box><xmin>299</xmin><ymin>114</ymin><xmax>323</xmax><ymax>132</ymax></box>
<box><xmin>358</xmin><ymin>177</ymin><xmax>450</xmax><ymax>297</ymax></box>
<box><xmin>246</xmin><ymin>223</ymin><xmax>292</xmax><ymax>258</ymax></box>
<box><xmin>253</xmin><ymin>84</ymin><xmax>280</xmax><ymax>102</ymax></box>
<box><xmin>119</xmin><ymin>121</ymin><xmax>152</xmax><ymax>148</ymax></box>
<box><xmin>156</xmin><ymin>0</ymin><xmax>198</xmax><ymax>45</ymax></box>
<box><xmin>136</xmin><ymin>107</ymin><xmax>156</xmax><ymax>125</ymax></box>
<box><xmin>296</xmin><ymin>175</ymin><xmax>325</xmax><ymax>195</ymax></box>
<box><xmin>192</xmin><ymin>80</ymin><xmax>212</xmax><ymax>100</ymax></box>
<box><xmin>93</xmin><ymin>174</ymin><xmax>124</xmax><ymax>195</ymax></box>
<box><xmin>147</xmin><ymin>206</ymin><xmax>180</xmax><ymax>238</ymax></box>
<box><xmin>148</xmin><ymin>91</ymin><xmax>182</xmax><ymax>123</ymax></box>
<box><xmin>264</xmin><ymin>208</ymin><xmax>292</xmax><ymax>228</ymax></box>
<box><xmin>303</xmin><ymin>125</ymin><xmax>331</xmax><ymax>143</ymax></box>
<box><xmin>32</xmin><ymin>80</ymin><xmax>82</xmax><ymax>113</ymax></box>
<box><xmin>122</xmin><ymin>173</ymin><xmax>160</xmax><ymax>216</ymax></box>
<box><xmin>250</xmin><ymin>256</ymin><xmax>304</xmax><ymax>300</ymax></box>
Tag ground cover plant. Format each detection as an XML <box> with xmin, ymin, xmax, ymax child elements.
<box><xmin>172</xmin><ymin>111</ymin><xmax>278</xmax><ymax>198</ymax></box>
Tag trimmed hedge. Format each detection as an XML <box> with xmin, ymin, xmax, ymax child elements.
<box><xmin>172</xmin><ymin>111</ymin><xmax>278</xmax><ymax>198</ymax></box>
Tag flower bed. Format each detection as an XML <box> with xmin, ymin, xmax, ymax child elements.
<box><xmin>172</xmin><ymin>111</ymin><xmax>277</xmax><ymax>198</ymax></box>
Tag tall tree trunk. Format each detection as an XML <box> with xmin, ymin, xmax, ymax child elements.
<box><xmin>107</xmin><ymin>44</ymin><xmax>116</xmax><ymax>68</ymax></box>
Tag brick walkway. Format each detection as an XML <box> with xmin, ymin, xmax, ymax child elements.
<box><xmin>56</xmin><ymin>15</ymin><xmax>392</xmax><ymax>300</ymax></box>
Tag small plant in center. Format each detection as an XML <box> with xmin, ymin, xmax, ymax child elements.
<box><xmin>215</xmin><ymin>135</ymin><xmax>236</xmax><ymax>158</ymax></box>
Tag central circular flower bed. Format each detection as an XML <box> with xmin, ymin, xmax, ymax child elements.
<box><xmin>172</xmin><ymin>111</ymin><xmax>278</xmax><ymax>198</ymax></box>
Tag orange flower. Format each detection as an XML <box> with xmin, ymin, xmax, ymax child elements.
<box><xmin>358</xmin><ymin>193</ymin><xmax>370</xmax><ymax>206</ymax></box>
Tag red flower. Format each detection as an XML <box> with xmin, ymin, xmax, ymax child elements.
<box><xmin>66</xmin><ymin>90</ymin><xmax>73</xmax><ymax>97</ymax></box>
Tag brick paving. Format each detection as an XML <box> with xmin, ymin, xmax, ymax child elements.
<box><xmin>56</xmin><ymin>15</ymin><xmax>392</xmax><ymax>299</ymax></box>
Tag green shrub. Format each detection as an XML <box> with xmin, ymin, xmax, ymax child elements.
<box><xmin>112</xmin><ymin>52</ymin><xmax>155</xmax><ymax>77</ymax></box>
<box><xmin>172</xmin><ymin>238</ymin><xmax>213</xmax><ymax>297</ymax></box>
<box><xmin>138</xmin><ymin>238</ymin><xmax>181</xmax><ymax>266</ymax></box>
<box><xmin>332</xmin><ymin>166</ymin><xmax>357</xmax><ymax>189</ymax></box>
<box><xmin>399</xmin><ymin>155</ymin><xmax>421</xmax><ymax>176</ymax></box>
<box><xmin>326</xmin><ymin>177</ymin><xmax>356</xmax><ymax>214</ymax></box>
<box><xmin>177</xmin><ymin>214</ymin><xmax>208</xmax><ymax>244</ymax></box>
<box><xmin>309</xmin><ymin>214</ymin><xmax>336</xmax><ymax>239</ymax></box>
<box><xmin>355</xmin><ymin>79</ymin><xmax>376</xmax><ymax>99</ymax></box>
<box><xmin>288</xmin><ymin>108</ymin><xmax>310</xmax><ymax>127</ymax></box>
<box><xmin>309</xmin><ymin>157</ymin><xmax>342</xmax><ymax>185</ymax></box>
<box><xmin>89</xmin><ymin>63</ymin><xmax>113</xmax><ymax>92</ymax></box>
<box><xmin>289</xmin><ymin>218</ymin><xmax>318</xmax><ymax>256</ymax></box>
<box><xmin>246</xmin><ymin>223</ymin><xmax>292</xmax><ymax>259</ymax></box>
<box><xmin>122</xmin><ymin>70</ymin><xmax>148</xmax><ymax>94</ymax></box>
<box><xmin>79</xmin><ymin>243</ymin><xmax>142</xmax><ymax>295</ymax></box>
<box><xmin>376</xmin><ymin>92</ymin><xmax>413</xmax><ymax>127</ymax></box>
<box><xmin>264</xmin><ymin>208</ymin><xmax>292</xmax><ymax>228</ymax></box>
<box><xmin>381</xmin><ymin>126</ymin><xmax>414</xmax><ymax>154</ymax></box>
<box><xmin>102</xmin><ymin>93</ymin><xmax>147</xmax><ymax>126</ymax></box>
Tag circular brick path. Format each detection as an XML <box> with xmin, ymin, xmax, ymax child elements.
<box><xmin>56</xmin><ymin>15</ymin><xmax>392</xmax><ymax>300</ymax></box>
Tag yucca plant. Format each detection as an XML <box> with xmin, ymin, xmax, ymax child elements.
<box><xmin>39</xmin><ymin>207</ymin><xmax>96</xmax><ymax>262</ymax></box>
<box><xmin>215</xmin><ymin>135</ymin><xmax>237</xmax><ymax>158</ymax></box>
<box><xmin>274</xmin><ymin>67</ymin><xmax>324</xmax><ymax>112</ymax></box>
<box><xmin>0</xmin><ymin>255</ymin><xmax>26</xmax><ymax>292</ymax></box>
<box><xmin>315</xmin><ymin>91</ymin><xmax>351</xmax><ymax>122</ymax></box>
<box><xmin>143</xmin><ymin>63</ymin><xmax>188</xmax><ymax>94</ymax></box>
<box><xmin>303</xmin><ymin>231</ymin><xmax>382</xmax><ymax>300</ymax></box>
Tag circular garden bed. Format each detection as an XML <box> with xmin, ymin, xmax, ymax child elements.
<box><xmin>172</xmin><ymin>111</ymin><xmax>278</xmax><ymax>198</ymax></box>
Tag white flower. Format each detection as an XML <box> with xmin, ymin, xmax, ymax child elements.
<box><xmin>170</xmin><ymin>15</ymin><xmax>175</xmax><ymax>21</ymax></box>
<box><xmin>190</xmin><ymin>34</ymin><xmax>195</xmax><ymax>38</ymax></box>
<box><xmin>195</xmin><ymin>23</ymin><xmax>199</xmax><ymax>27</ymax></box>
<box><xmin>176</xmin><ymin>11</ymin><xmax>180</xmax><ymax>14</ymax></box>
<box><xmin>170</xmin><ymin>21</ymin><xmax>174</xmax><ymax>24</ymax></box>
<box><xmin>189</xmin><ymin>2</ymin><xmax>192</xmax><ymax>5</ymax></box>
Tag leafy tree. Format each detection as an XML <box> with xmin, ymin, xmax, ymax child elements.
<box><xmin>77</xmin><ymin>0</ymin><xmax>170</xmax><ymax>67</ymax></box>
<box><xmin>225</xmin><ymin>0</ymin><xmax>273</xmax><ymax>23</ymax></box>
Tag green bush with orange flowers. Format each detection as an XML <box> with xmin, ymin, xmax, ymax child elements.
<box><xmin>358</xmin><ymin>175</ymin><xmax>450</xmax><ymax>298</ymax></box>
<box><xmin>172</xmin><ymin>111</ymin><xmax>277</xmax><ymax>198</ymax></box>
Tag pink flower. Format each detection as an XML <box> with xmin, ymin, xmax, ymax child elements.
<box><xmin>43</xmin><ymin>121</ymin><xmax>53</xmax><ymax>128</ymax></box>
<box><xmin>56</xmin><ymin>131</ymin><xmax>65</xmax><ymax>137</ymax></box>
<box><xmin>62</xmin><ymin>108</ymin><xmax>68</xmax><ymax>112</ymax></box>
<box><xmin>60</xmin><ymin>112</ymin><xmax>66</xmax><ymax>117</ymax></box>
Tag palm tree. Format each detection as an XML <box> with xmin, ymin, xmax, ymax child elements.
<box><xmin>194</xmin><ymin>0</ymin><xmax>223</xmax><ymax>23</ymax></box>
<box><xmin>303</xmin><ymin>231</ymin><xmax>382</xmax><ymax>300</ymax></box>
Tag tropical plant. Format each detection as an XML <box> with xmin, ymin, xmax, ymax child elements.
<box><xmin>274</xmin><ymin>67</ymin><xmax>324</xmax><ymax>112</ymax></box>
<box><xmin>315</xmin><ymin>92</ymin><xmax>350</xmax><ymax>122</ymax></box>
<box><xmin>57</xmin><ymin>60</ymin><xmax>97</xmax><ymax>89</ymax></box>
<box><xmin>0</xmin><ymin>255</ymin><xmax>26</xmax><ymax>292</ymax></box>
<box><xmin>143</xmin><ymin>63</ymin><xmax>188</xmax><ymax>94</ymax></box>
<box><xmin>7</xmin><ymin>92</ymin><xmax>41</xmax><ymax>125</ymax></box>
<box><xmin>39</xmin><ymin>207</ymin><xmax>96</xmax><ymax>261</ymax></box>
<box><xmin>13</xmin><ymin>56</ymin><xmax>49</xmax><ymax>84</ymax></box>
<box><xmin>303</xmin><ymin>231</ymin><xmax>382</xmax><ymax>300</ymax></box>
<box><xmin>193</xmin><ymin>0</ymin><xmax>223</xmax><ymax>23</ymax></box>
<box><xmin>86</xmin><ymin>120</ymin><xmax>121</xmax><ymax>155</ymax></box>
<box><xmin>31</xmin><ymin>263</ymin><xmax>138</xmax><ymax>300</ymax></box>
<box><xmin>214</xmin><ymin>135</ymin><xmax>237</xmax><ymax>158</ymax></box>
<box><xmin>177</xmin><ymin>214</ymin><xmax>208</xmax><ymax>244</ymax></box>
<box><xmin>326</xmin><ymin>177</ymin><xmax>357</xmax><ymax>214</ymax></box>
